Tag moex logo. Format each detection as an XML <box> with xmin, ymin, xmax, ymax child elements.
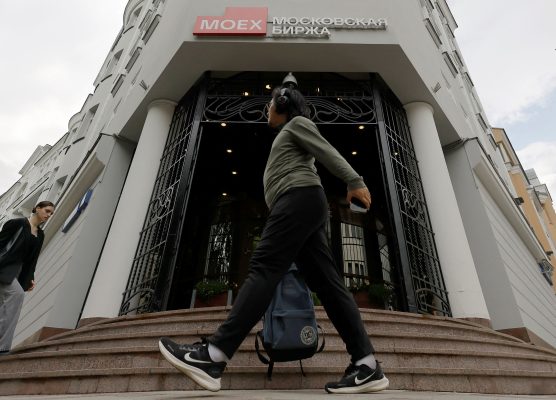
<box><xmin>193</xmin><ymin>7</ymin><xmax>267</xmax><ymax>36</ymax></box>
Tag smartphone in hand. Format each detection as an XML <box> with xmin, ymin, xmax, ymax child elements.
<box><xmin>350</xmin><ymin>197</ymin><xmax>368</xmax><ymax>213</ymax></box>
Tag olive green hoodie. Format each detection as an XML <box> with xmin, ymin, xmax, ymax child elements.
<box><xmin>263</xmin><ymin>116</ymin><xmax>366</xmax><ymax>209</ymax></box>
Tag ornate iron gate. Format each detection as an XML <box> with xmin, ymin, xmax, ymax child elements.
<box><xmin>119</xmin><ymin>77</ymin><xmax>207</xmax><ymax>315</ymax></box>
<box><xmin>119</xmin><ymin>71</ymin><xmax>451</xmax><ymax>316</ymax></box>
<box><xmin>371</xmin><ymin>76</ymin><xmax>451</xmax><ymax>316</ymax></box>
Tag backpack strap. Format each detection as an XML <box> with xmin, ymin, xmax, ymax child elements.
<box><xmin>255</xmin><ymin>330</ymin><xmax>270</xmax><ymax>365</ymax></box>
<box><xmin>316</xmin><ymin>324</ymin><xmax>325</xmax><ymax>354</ymax></box>
<box><xmin>255</xmin><ymin>330</ymin><xmax>276</xmax><ymax>380</ymax></box>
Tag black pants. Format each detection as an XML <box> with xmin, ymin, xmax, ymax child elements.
<box><xmin>208</xmin><ymin>186</ymin><xmax>374</xmax><ymax>362</ymax></box>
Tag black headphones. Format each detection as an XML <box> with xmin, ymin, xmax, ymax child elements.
<box><xmin>275</xmin><ymin>87</ymin><xmax>290</xmax><ymax>113</ymax></box>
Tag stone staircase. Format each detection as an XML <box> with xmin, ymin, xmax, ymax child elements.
<box><xmin>1</xmin><ymin>307</ymin><xmax>555</xmax><ymax>396</ymax></box>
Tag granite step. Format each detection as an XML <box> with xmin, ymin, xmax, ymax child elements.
<box><xmin>2</xmin><ymin>344</ymin><xmax>556</xmax><ymax>374</ymax></box>
<box><xmin>0</xmin><ymin>365</ymin><xmax>555</xmax><ymax>395</ymax></box>
<box><xmin>2</xmin><ymin>309</ymin><xmax>554</xmax><ymax>396</ymax></box>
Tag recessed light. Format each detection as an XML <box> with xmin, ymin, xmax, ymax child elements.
<box><xmin>352</xmin><ymin>151</ymin><xmax>358</xmax><ymax>155</ymax></box>
<box><xmin>221</xmin><ymin>122</ymin><xmax>227</xmax><ymax>127</ymax></box>
<box><xmin>232</xmin><ymin>171</ymin><xmax>238</xmax><ymax>175</ymax></box>
<box><xmin>222</xmin><ymin>193</ymin><xmax>228</xmax><ymax>196</ymax></box>
<box><xmin>358</xmin><ymin>125</ymin><xmax>364</xmax><ymax>130</ymax></box>
<box><xmin>226</xmin><ymin>149</ymin><xmax>232</xmax><ymax>153</ymax></box>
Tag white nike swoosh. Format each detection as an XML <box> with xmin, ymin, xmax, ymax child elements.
<box><xmin>184</xmin><ymin>352</ymin><xmax>212</xmax><ymax>364</ymax></box>
<box><xmin>354</xmin><ymin>372</ymin><xmax>375</xmax><ymax>385</ymax></box>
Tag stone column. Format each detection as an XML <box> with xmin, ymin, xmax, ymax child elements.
<box><xmin>81</xmin><ymin>99</ymin><xmax>177</xmax><ymax>320</ymax></box>
<box><xmin>403</xmin><ymin>102</ymin><xmax>490</xmax><ymax>321</ymax></box>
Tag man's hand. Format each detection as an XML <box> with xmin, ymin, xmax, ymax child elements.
<box><xmin>27</xmin><ymin>280</ymin><xmax>36</xmax><ymax>291</ymax></box>
<box><xmin>347</xmin><ymin>187</ymin><xmax>371</xmax><ymax>209</ymax></box>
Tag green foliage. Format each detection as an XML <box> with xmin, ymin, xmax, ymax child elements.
<box><xmin>367</xmin><ymin>283</ymin><xmax>394</xmax><ymax>303</ymax></box>
<box><xmin>195</xmin><ymin>280</ymin><xmax>229</xmax><ymax>300</ymax></box>
<box><xmin>349</xmin><ymin>282</ymin><xmax>394</xmax><ymax>303</ymax></box>
<box><xmin>311</xmin><ymin>292</ymin><xmax>322</xmax><ymax>306</ymax></box>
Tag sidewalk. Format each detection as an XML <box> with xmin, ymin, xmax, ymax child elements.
<box><xmin>0</xmin><ymin>391</ymin><xmax>554</xmax><ymax>399</ymax></box>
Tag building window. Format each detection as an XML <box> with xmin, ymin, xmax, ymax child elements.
<box><xmin>453</xmin><ymin>51</ymin><xmax>464</xmax><ymax>68</ymax></box>
<box><xmin>341</xmin><ymin>222</ymin><xmax>369</xmax><ymax>289</ymax></box>
<box><xmin>203</xmin><ymin>221</ymin><xmax>233</xmax><ymax>281</ymax></box>
<box><xmin>420</xmin><ymin>0</ymin><xmax>434</xmax><ymax>14</ymax></box>
<box><xmin>127</xmin><ymin>5</ymin><xmax>143</xmax><ymax>27</ymax></box>
<box><xmin>143</xmin><ymin>14</ymin><xmax>161</xmax><ymax>43</ymax></box>
<box><xmin>539</xmin><ymin>260</ymin><xmax>554</xmax><ymax>285</ymax></box>
<box><xmin>111</xmin><ymin>74</ymin><xmax>126</xmax><ymax>97</ymax></box>
<box><xmin>442</xmin><ymin>52</ymin><xmax>458</xmax><ymax>77</ymax></box>
<box><xmin>104</xmin><ymin>50</ymin><xmax>123</xmax><ymax>80</ymax></box>
<box><xmin>139</xmin><ymin>10</ymin><xmax>153</xmax><ymax>31</ymax></box>
<box><xmin>498</xmin><ymin>143</ymin><xmax>512</xmax><ymax>165</ymax></box>
<box><xmin>476</xmin><ymin>113</ymin><xmax>489</xmax><ymax>132</ymax></box>
<box><xmin>463</xmin><ymin>72</ymin><xmax>474</xmax><ymax>88</ymax></box>
<box><xmin>424</xmin><ymin>18</ymin><xmax>442</xmax><ymax>48</ymax></box>
<box><xmin>125</xmin><ymin>47</ymin><xmax>142</xmax><ymax>72</ymax></box>
<box><xmin>75</xmin><ymin>105</ymin><xmax>98</xmax><ymax>140</ymax></box>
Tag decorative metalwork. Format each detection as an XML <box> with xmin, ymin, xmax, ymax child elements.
<box><xmin>401</xmin><ymin>187</ymin><xmax>425</xmax><ymax>222</ymax></box>
<box><xmin>204</xmin><ymin>72</ymin><xmax>377</xmax><ymax>125</ymax></box>
<box><xmin>372</xmin><ymin>76</ymin><xmax>451</xmax><ymax>316</ymax></box>
<box><xmin>204</xmin><ymin>97</ymin><xmax>268</xmax><ymax>123</ymax></box>
<box><xmin>149</xmin><ymin>187</ymin><xmax>174</xmax><ymax>222</ymax></box>
<box><xmin>306</xmin><ymin>97</ymin><xmax>376</xmax><ymax>124</ymax></box>
<box><xmin>119</xmin><ymin>80</ymin><xmax>205</xmax><ymax>315</ymax></box>
<box><xmin>204</xmin><ymin>95</ymin><xmax>376</xmax><ymax>125</ymax></box>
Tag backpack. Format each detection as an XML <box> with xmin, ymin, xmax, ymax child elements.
<box><xmin>255</xmin><ymin>264</ymin><xmax>325</xmax><ymax>379</ymax></box>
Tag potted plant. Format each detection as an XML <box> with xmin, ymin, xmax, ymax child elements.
<box><xmin>349</xmin><ymin>282</ymin><xmax>394</xmax><ymax>309</ymax></box>
<box><xmin>349</xmin><ymin>282</ymin><xmax>371</xmax><ymax>309</ymax></box>
<box><xmin>367</xmin><ymin>283</ymin><xmax>394</xmax><ymax>309</ymax></box>
<box><xmin>194</xmin><ymin>280</ymin><xmax>230</xmax><ymax>308</ymax></box>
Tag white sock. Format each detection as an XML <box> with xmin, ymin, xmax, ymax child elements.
<box><xmin>208</xmin><ymin>343</ymin><xmax>230</xmax><ymax>363</ymax></box>
<box><xmin>355</xmin><ymin>353</ymin><xmax>377</xmax><ymax>369</ymax></box>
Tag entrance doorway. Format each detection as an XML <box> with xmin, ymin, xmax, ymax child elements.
<box><xmin>166</xmin><ymin>113</ymin><xmax>400</xmax><ymax>311</ymax></box>
<box><xmin>120</xmin><ymin>72</ymin><xmax>451</xmax><ymax>317</ymax></box>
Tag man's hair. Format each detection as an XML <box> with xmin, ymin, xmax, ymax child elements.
<box><xmin>271</xmin><ymin>86</ymin><xmax>310</xmax><ymax>121</ymax></box>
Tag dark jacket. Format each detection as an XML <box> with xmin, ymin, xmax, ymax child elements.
<box><xmin>0</xmin><ymin>218</ymin><xmax>44</xmax><ymax>290</ymax></box>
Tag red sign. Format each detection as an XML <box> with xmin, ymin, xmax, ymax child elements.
<box><xmin>194</xmin><ymin>7</ymin><xmax>268</xmax><ymax>36</ymax></box>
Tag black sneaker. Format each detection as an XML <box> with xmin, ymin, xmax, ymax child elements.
<box><xmin>158</xmin><ymin>337</ymin><xmax>226</xmax><ymax>392</ymax></box>
<box><xmin>325</xmin><ymin>362</ymin><xmax>389</xmax><ymax>394</ymax></box>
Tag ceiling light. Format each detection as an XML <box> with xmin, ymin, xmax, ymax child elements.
<box><xmin>265</xmin><ymin>84</ymin><xmax>271</xmax><ymax>90</ymax></box>
<box><xmin>232</xmin><ymin>171</ymin><xmax>238</xmax><ymax>175</ymax></box>
<box><xmin>226</xmin><ymin>149</ymin><xmax>232</xmax><ymax>153</ymax></box>
<box><xmin>222</xmin><ymin>193</ymin><xmax>228</xmax><ymax>196</ymax></box>
<box><xmin>358</xmin><ymin>125</ymin><xmax>364</xmax><ymax>130</ymax></box>
<box><xmin>221</xmin><ymin>122</ymin><xmax>227</xmax><ymax>127</ymax></box>
<box><xmin>243</xmin><ymin>91</ymin><xmax>249</xmax><ymax>96</ymax></box>
<box><xmin>352</xmin><ymin>151</ymin><xmax>358</xmax><ymax>155</ymax></box>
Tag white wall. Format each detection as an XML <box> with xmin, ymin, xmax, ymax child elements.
<box><xmin>477</xmin><ymin>177</ymin><xmax>556</xmax><ymax>347</ymax></box>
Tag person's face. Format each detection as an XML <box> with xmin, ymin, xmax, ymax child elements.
<box><xmin>266</xmin><ymin>99</ymin><xmax>287</xmax><ymax>129</ymax></box>
<box><xmin>36</xmin><ymin>206</ymin><xmax>55</xmax><ymax>223</ymax></box>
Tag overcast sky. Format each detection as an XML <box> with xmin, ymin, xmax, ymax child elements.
<box><xmin>0</xmin><ymin>0</ymin><xmax>555</xmax><ymax>197</ymax></box>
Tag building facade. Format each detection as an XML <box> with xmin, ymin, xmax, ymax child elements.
<box><xmin>1</xmin><ymin>0</ymin><xmax>555</xmax><ymax>348</ymax></box>
<box><xmin>493</xmin><ymin>127</ymin><xmax>556</xmax><ymax>292</ymax></box>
